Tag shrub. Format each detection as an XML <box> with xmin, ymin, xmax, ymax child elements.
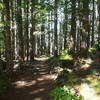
<box><xmin>59</xmin><ymin>49</ymin><xmax>74</xmax><ymax>68</ymax></box>
<box><xmin>88</xmin><ymin>47</ymin><xmax>97</xmax><ymax>53</ymax></box>
<box><xmin>50</xmin><ymin>85</ymin><xmax>81</xmax><ymax>100</ymax></box>
<box><xmin>60</xmin><ymin>49</ymin><xmax>74</xmax><ymax>56</ymax></box>
<box><xmin>59</xmin><ymin>55</ymin><xmax>73</xmax><ymax>61</ymax></box>
<box><xmin>49</xmin><ymin>49</ymin><xmax>74</xmax><ymax>68</ymax></box>
<box><xmin>59</xmin><ymin>55</ymin><xmax>74</xmax><ymax>67</ymax></box>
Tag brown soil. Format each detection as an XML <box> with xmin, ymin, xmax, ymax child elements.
<box><xmin>0</xmin><ymin>56</ymin><xmax>56</xmax><ymax>100</ymax></box>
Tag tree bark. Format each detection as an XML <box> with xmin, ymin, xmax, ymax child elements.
<box><xmin>30</xmin><ymin>0</ymin><xmax>35</xmax><ymax>61</ymax></box>
<box><xmin>64</xmin><ymin>0</ymin><xmax>68</xmax><ymax>49</ymax></box>
<box><xmin>70</xmin><ymin>0</ymin><xmax>76</xmax><ymax>51</ymax></box>
<box><xmin>3</xmin><ymin>0</ymin><xmax>13</xmax><ymax>75</ymax></box>
<box><xmin>17</xmin><ymin>0</ymin><xmax>24</xmax><ymax>62</ymax></box>
<box><xmin>24</xmin><ymin>0</ymin><xmax>29</xmax><ymax>61</ymax></box>
<box><xmin>11</xmin><ymin>0</ymin><xmax>15</xmax><ymax>61</ymax></box>
<box><xmin>97</xmin><ymin>0</ymin><xmax>100</xmax><ymax>43</ymax></box>
<box><xmin>48</xmin><ymin>13</ymin><xmax>51</xmax><ymax>56</ymax></box>
<box><xmin>91</xmin><ymin>0</ymin><xmax>95</xmax><ymax>46</ymax></box>
<box><xmin>54</xmin><ymin>0</ymin><xmax>58</xmax><ymax>57</ymax></box>
<box><xmin>80</xmin><ymin>0</ymin><xmax>89</xmax><ymax>57</ymax></box>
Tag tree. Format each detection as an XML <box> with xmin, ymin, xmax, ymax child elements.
<box><xmin>54</xmin><ymin>0</ymin><xmax>58</xmax><ymax>57</ymax></box>
<box><xmin>70</xmin><ymin>0</ymin><xmax>76</xmax><ymax>51</ymax></box>
<box><xmin>41</xmin><ymin>21</ymin><xmax>45</xmax><ymax>55</ymax></box>
<box><xmin>30</xmin><ymin>0</ymin><xmax>35</xmax><ymax>61</ymax></box>
<box><xmin>16</xmin><ymin>0</ymin><xmax>24</xmax><ymax>62</ymax></box>
<box><xmin>24</xmin><ymin>0</ymin><xmax>29</xmax><ymax>61</ymax></box>
<box><xmin>76</xmin><ymin>0</ymin><xmax>82</xmax><ymax>51</ymax></box>
<box><xmin>91</xmin><ymin>0</ymin><xmax>95</xmax><ymax>46</ymax></box>
<box><xmin>80</xmin><ymin>0</ymin><xmax>89</xmax><ymax>57</ymax></box>
<box><xmin>97</xmin><ymin>0</ymin><xmax>100</xmax><ymax>43</ymax></box>
<box><xmin>3</xmin><ymin>0</ymin><xmax>13</xmax><ymax>75</ymax></box>
<box><xmin>48</xmin><ymin>12</ymin><xmax>51</xmax><ymax>56</ymax></box>
<box><xmin>11</xmin><ymin>0</ymin><xmax>15</xmax><ymax>61</ymax></box>
<box><xmin>63</xmin><ymin>0</ymin><xmax>68</xmax><ymax>49</ymax></box>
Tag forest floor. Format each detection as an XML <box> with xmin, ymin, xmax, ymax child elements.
<box><xmin>0</xmin><ymin>56</ymin><xmax>57</xmax><ymax>100</ymax></box>
<box><xmin>71</xmin><ymin>57</ymin><xmax>100</xmax><ymax>100</ymax></box>
<box><xmin>57</xmin><ymin>53</ymin><xmax>100</xmax><ymax>100</ymax></box>
<box><xmin>0</xmin><ymin>54</ymin><xmax>100</xmax><ymax>100</ymax></box>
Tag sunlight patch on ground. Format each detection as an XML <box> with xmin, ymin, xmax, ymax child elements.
<box><xmin>80</xmin><ymin>83</ymin><xmax>94</xmax><ymax>100</ymax></box>
<box><xmin>14</xmin><ymin>80</ymin><xmax>36</xmax><ymax>88</ymax></box>
<box><xmin>29</xmin><ymin>88</ymin><xmax>45</xmax><ymax>95</ymax></box>
<box><xmin>39</xmin><ymin>74</ymin><xmax>57</xmax><ymax>81</ymax></box>
<box><xmin>79</xmin><ymin>75</ymin><xmax>100</xmax><ymax>100</ymax></box>
<box><xmin>81</xmin><ymin>58</ymin><xmax>93</xmax><ymax>69</ymax></box>
<box><xmin>51</xmin><ymin>74</ymin><xmax>58</xmax><ymax>80</ymax></box>
<box><xmin>53</xmin><ymin>66</ymin><xmax>63</xmax><ymax>73</ymax></box>
<box><xmin>34</xmin><ymin>56</ymin><xmax>49</xmax><ymax>61</ymax></box>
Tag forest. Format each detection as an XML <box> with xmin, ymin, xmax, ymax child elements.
<box><xmin>0</xmin><ymin>0</ymin><xmax>100</xmax><ymax>100</ymax></box>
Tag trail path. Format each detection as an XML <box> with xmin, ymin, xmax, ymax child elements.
<box><xmin>0</xmin><ymin>56</ymin><xmax>56</xmax><ymax>100</ymax></box>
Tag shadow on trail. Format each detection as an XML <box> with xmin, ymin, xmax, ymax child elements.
<box><xmin>0</xmin><ymin>56</ymin><xmax>56</xmax><ymax>100</ymax></box>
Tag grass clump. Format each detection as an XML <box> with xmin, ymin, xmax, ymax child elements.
<box><xmin>50</xmin><ymin>85</ymin><xmax>81</xmax><ymax>100</ymax></box>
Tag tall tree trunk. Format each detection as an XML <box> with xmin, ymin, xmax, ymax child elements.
<box><xmin>37</xmin><ymin>35</ymin><xmax>41</xmax><ymax>55</ymax></box>
<box><xmin>30</xmin><ymin>0</ymin><xmax>35</xmax><ymax>61</ymax></box>
<box><xmin>97</xmin><ymin>0</ymin><xmax>100</xmax><ymax>43</ymax></box>
<box><xmin>91</xmin><ymin>0</ymin><xmax>95</xmax><ymax>46</ymax></box>
<box><xmin>3</xmin><ymin>0</ymin><xmax>13</xmax><ymax>75</ymax></box>
<box><xmin>11</xmin><ymin>0</ymin><xmax>15</xmax><ymax>61</ymax></box>
<box><xmin>59</xmin><ymin>22</ymin><xmax>63</xmax><ymax>52</ymax></box>
<box><xmin>24</xmin><ymin>0</ymin><xmax>29</xmax><ymax>61</ymax></box>
<box><xmin>80</xmin><ymin>0</ymin><xmax>89</xmax><ymax>57</ymax></box>
<box><xmin>64</xmin><ymin>0</ymin><xmax>68</xmax><ymax>49</ymax></box>
<box><xmin>54</xmin><ymin>0</ymin><xmax>58</xmax><ymax>57</ymax></box>
<box><xmin>41</xmin><ymin>21</ymin><xmax>45</xmax><ymax>55</ymax></box>
<box><xmin>70</xmin><ymin>0</ymin><xmax>76</xmax><ymax>51</ymax></box>
<box><xmin>48</xmin><ymin>12</ymin><xmax>51</xmax><ymax>56</ymax></box>
<box><xmin>17</xmin><ymin>0</ymin><xmax>24</xmax><ymax>62</ymax></box>
<box><xmin>76</xmin><ymin>0</ymin><xmax>81</xmax><ymax>52</ymax></box>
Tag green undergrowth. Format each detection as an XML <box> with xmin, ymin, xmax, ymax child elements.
<box><xmin>50</xmin><ymin>47</ymin><xmax>100</xmax><ymax>100</ymax></box>
<box><xmin>50</xmin><ymin>85</ymin><xmax>82</xmax><ymax>100</ymax></box>
<box><xmin>0</xmin><ymin>74</ymin><xmax>13</xmax><ymax>90</ymax></box>
<box><xmin>56</xmin><ymin>69</ymin><xmax>100</xmax><ymax>100</ymax></box>
<box><xmin>49</xmin><ymin>56</ymin><xmax>59</xmax><ymax>67</ymax></box>
<box><xmin>57</xmin><ymin>69</ymin><xmax>80</xmax><ymax>86</ymax></box>
<box><xmin>49</xmin><ymin>49</ymin><xmax>74</xmax><ymax>68</ymax></box>
<box><xmin>88</xmin><ymin>43</ymin><xmax>100</xmax><ymax>53</ymax></box>
<box><xmin>90</xmin><ymin>68</ymin><xmax>100</xmax><ymax>76</ymax></box>
<box><xmin>88</xmin><ymin>47</ymin><xmax>97</xmax><ymax>53</ymax></box>
<box><xmin>60</xmin><ymin>49</ymin><xmax>74</xmax><ymax>56</ymax></box>
<box><xmin>59</xmin><ymin>49</ymin><xmax>74</xmax><ymax>61</ymax></box>
<box><xmin>79</xmin><ymin>75</ymin><xmax>100</xmax><ymax>100</ymax></box>
<box><xmin>59</xmin><ymin>49</ymin><xmax>74</xmax><ymax>68</ymax></box>
<box><xmin>93</xmin><ymin>43</ymin><xmax>100</xmax><ymax>50</ymax></box>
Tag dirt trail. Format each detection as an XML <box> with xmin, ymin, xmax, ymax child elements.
<box><xmin>0</xmin><ymin>56</ymin><xmax>56</xmax><ymax>100</ymax></box>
